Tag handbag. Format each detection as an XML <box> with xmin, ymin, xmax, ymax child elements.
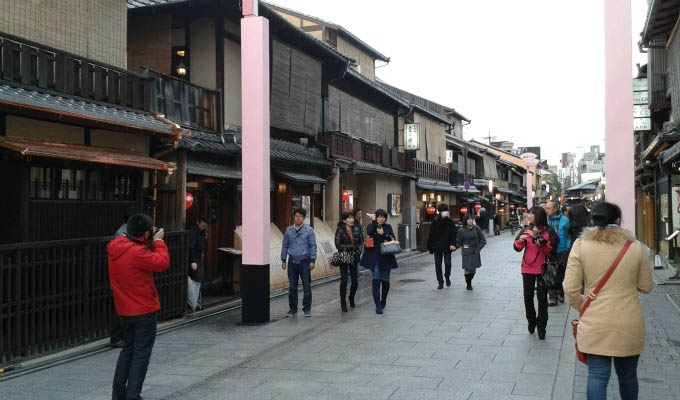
<box><xmin>542</xmin><ymin>259</ymin><xmax>559</xmax><ymax>289</ymax></box>
<box><xmin>380</xmin><ymin>238</ymin><xmax>402</xmax><ymax>255</ymax></box>
<box><xmin>571</xmin><ymin>240</ymin><xmax>632</xmax><ymax>364</ymax></box>
<box><xmin>364</xmin><ymin>236</ymin><xmax>374</xmax><ymax>248</ymax></box>
<box><xmin>330</xmin><ymin>250</ymin><xmax>355</xmax><ymax>267</ymax></box>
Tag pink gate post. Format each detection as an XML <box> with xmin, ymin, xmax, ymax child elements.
<box><xmin>241</xmin><ymin>0</ymin><xmax>271</xmax><ymax>323</ymax></box>
<box><xmin>604</xmin><ymin>0</ymin><xmax>634</xmax><ymax>232</ymax></box>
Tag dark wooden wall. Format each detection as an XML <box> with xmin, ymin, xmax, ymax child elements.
<box><xmin>328</xmin><ymin>85</ymin><xmax>395</xmax><ymax>146</ymax></box>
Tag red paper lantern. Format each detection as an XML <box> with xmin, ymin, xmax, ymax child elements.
<box><xmin>499</xmin><ymin>208</ymin><xmax>506</xmax><ymax>214</ymax></box>
<box><xmin>474</xmin><ymin>203</ymin><xmax>482</xmax><ymax>213</ymax></box>
<box><xmin>342</xmin><ymin>189</ymin><xmax>349</xmax><ymax>201</ymax></box>
<box><xmin>426</xmin><ymin>205</ymin><xmax>436</xmax><ymax>215</ymax></box>
<box><xmin>185</xmin><ymin>192</ymin><xmax>194</xmax><ymax>210</ymax></box>
<box><xmin>460</xmin><ymin>206</ymin><xmax>468</xmax><ymax>215</ymax></box>
<box><xmin>510</xmin><ymin>204</ymin><xmax>516</xmax><ymax>211</ymax></box>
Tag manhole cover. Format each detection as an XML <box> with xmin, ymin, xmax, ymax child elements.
<box><xmin>398</xmin><ymin>279</ymin><xmax>425</xmax><ymax>283</ymax></box>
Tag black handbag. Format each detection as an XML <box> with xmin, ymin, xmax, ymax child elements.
<box><xmin>542</xmin><ymin>259</ymin><xmax>559</xmax><ymax>289</ymax></box>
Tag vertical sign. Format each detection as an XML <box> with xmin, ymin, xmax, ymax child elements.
<box><xmin>445</xmin><ymin>150</ymin><xmax>453</xmax><ymax>164</ymax></box>
<box><xmin>405</xmin><ymin>123</ymin><xmax>420</xmax><ymax>150</ymax></box>
<box><xmin>633</xmin><ymin>78</ymin><xmax>650</xmax><ymax>131</ymax></box>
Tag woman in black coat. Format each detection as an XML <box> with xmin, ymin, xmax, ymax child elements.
<box><xmin>427</xmin><ymin>204</ymin><xmax>458</xmax><ymax>289</ymax></box>
<box><xmin>334</xmin><ymin>212</ymin><xmax>363</xmax><ymax>312</ymax></box>
<box><xmin>360</xmin><ymin>209</ymin><xmax>398</xmax><ymax>315</ymax></box>
<box><xmin>457</xmin><ymin>214</ymin><xmax>486</xmax><ymax>290</ymax></box>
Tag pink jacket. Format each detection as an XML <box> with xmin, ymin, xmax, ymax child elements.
<box><xmin>513</xmin><ymin>229</ymin><xmax>554</xmax><ymax>275</ymax></box>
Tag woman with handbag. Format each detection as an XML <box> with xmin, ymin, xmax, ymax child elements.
<box><xmin>360</xmin><ymin>209</ymin><xmax>398</xmax><ymax>315</ymax></box>
<box><xmin>563</xmin><ymin>202</ymin><xmax>653</xmax><ymax>400</ymax></box>
<box><xmin>513</xmin><ymin>206</ymin><xmax>557</xmax><ymax>340</ymax></box>
<box><xmin>456</xmin><ymin>214</ymin><xmax>487</xmax><ymax>290</ymax></box>
<box><xmin>333</xmin><ymin>212</ymin><xmax>363</xmax><ymax>312</ymax></box>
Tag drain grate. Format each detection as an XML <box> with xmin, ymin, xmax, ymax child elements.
<box><xmin>398</xmin><ymin>279</ymin><xmax>425</xmax><ymax>283</ymax></box>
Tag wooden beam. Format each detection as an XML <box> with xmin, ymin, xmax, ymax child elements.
<box><xmin>175</xmin><ymin>151</ymin><xmax>187</xmax><ymax>231</ymax></box>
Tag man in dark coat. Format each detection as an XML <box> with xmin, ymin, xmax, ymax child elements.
<box><xmin>427</xmin><ymin>204</ymin><xmax>458</xmax><ymax>289</ymax></box>
<box><xmin>188</xmin><ymin>216</ymin><xmax>208</xmax><ymax>311</ymax></box>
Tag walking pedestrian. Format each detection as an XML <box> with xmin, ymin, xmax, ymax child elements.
<box><xmin>493</xmin><ymin>213</ymin><xmax>502</xmax><ymax>235</ymax></box>
<box><xmin>479</xmin><ymin>207</ymin><xmax>490</xmax><ymax>235</ymax></box>
<box><xmin>334</xmin><ymin>212</ymin><xmax>362</xmax><ymax>312</ymax></box>
<box><xmin>108</xmin><ymin>213</ymin><xmax>170</xmax><ymax>400</ymax></box>
<box><xmin>353</xmin><ymin>208</ymin><xmax>364</xmax><ymax>236</ymax></box>
<box><xmin>563</xmin><ymin>202</ymin><xmax>653</xmax><ymax>400</ymax></box>
<box><xmin>546</xmin><ymin>201</ymin><xmax>571</xmax><ymax>306</ymax></box>
<box><xmin>513</xmin><ymin>206</ymin><xmax>557</xmax><ymax>340</ymax></box>
<box><xmin>281</xmin><ymin>208</ymin><xmax>317</xmax><ymax>317</ymax></box>
<box><xmin>187</xmin><ymin>216</ymin><xmax>208</xmax><ymax>312</ymax></box>
<box><xmin>509</xmin><ymin>210</ymin><xmax>520</xmax><ymax>236</ymax></box>
<box><xmin>360</xmin><ymin>209</ymin><xmax>398</xmax><ymax>315</ymax></box>
<box><xmin>110</xmin><ymin>207</ymin><xmax>138</xmax><ymax>348</ymax></box>
<box><xmin>567</xmin><ymin>204</ymin><xmax>590</xmax><ymax>244</ymax></box>
<box><xmin>457</xmin><ymin>214</ymin><xmax>486</xmax><ymax>290</ymax></box>
<box><xmin>427</xmin><ymin>204</ymin><xmax>458</xmax><ymax>289</ymax></box>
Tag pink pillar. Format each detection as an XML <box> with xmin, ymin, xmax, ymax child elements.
<box><xmin>604</xmin><ymin>0</ymin><xmax>634</xmax><ymax>232</ymax></box>
<box><xmin>241</xmin><ymin>4</ymin><xmax>271</xmax><ymax>323</ymax></box>
<box><xmin>527</xmin><ymin>170</ymin><xmax>533</xmax><ymax>209</ymax></box>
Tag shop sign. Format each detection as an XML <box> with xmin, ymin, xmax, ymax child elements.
<box><xmin>445</xmin><ymin>150</ymin><xmax>454</xmax><ymax>164</ymax></box>
<box><xmin>633</xmin><ymin>118</ymin><xmax>651</xmax><ymax>131</ymax></box>
<box><xmin>633</xmin><ymin>105</ymin><xmax>650</xmax><ymax>118</ymax></box>
<box><xmin>633</xmin><ymin>91</ymin><xmax>648</xmax><ymax>105</ymax></box>
<box><xmin>673</xmin><ymin>186</ymin><xmax>680</xmax><ymax>231</ymax></box>
<box><xmin>632</xmin><ymin>78</ymin><xmax>648</xmax><ymax>91</ymax></box>
<box><xmin>405</xmin><ymin>123</ymin><xmax>420</xmax><ymax>150</ymax></box>
<box><xmin>388</xmin><ymin>193</ymin><xmax>402</xmax><ymax>216</ymax></box>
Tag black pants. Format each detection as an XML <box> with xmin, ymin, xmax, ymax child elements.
<box><xmin>110</xmin><ymin>311</ymin><xmax>125</xmax><ymax>344</ymax></box>
<box><xmin>433</xmin><ymin>251</ymin><xmax>452</xmax><ymax>283</ymax></box>
<box><xmin>339</xmin><ymin>262</ymin><xmax>358</xmax><ymax>300</ymax></box>
<box><xmin>549</xmin><ymin>251</ymin><xmax>569</xmax><ymax>298</ymax></box>
<box><xmin>112</xmin><ymin>313</ymin><xmax>157</xmax><ymax>400</ymax></box>
<box><xmin>522</xmin><ymin>274</ymin><xmax>548</xmax><ymax>329</ymax></box>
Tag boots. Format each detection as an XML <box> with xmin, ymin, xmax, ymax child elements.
<box><xmin>340</xmin><ymin>284</ymin><xmax>348</xmax><ymax>312</ymax></box>
<box><xmin>465</xmin><ymin>273</ymin><xmax>474</xmax><ymax>290</ymax></box>
<box><xmin>372</xmin><ymin>280</ymin><xmax>383</xmax><ymax>314</ymax></box>
<box><xmin>380</xmin><ymin>282</ymin><xmax>390</xmax><ymax>309</ymax></box>
<box><xmin>349</xmin><ymin>284</ymin><xmax>357</xmax><ymax>308</ymax></box>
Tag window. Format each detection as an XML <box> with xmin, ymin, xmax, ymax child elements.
<box><xmin>28</xmin><ymin>165</ymin><xmax>137</xmax><ymax>201</ymax></box>
<box><xmin>30</xmin><ymin>166</ymin><xmax>52</xmax><ymax>199</ymax></box>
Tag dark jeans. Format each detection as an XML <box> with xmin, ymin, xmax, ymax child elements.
<box><xmin>549</xmin><ymin>251</ymin><xmax>569</xmax><ymax>299</ymax></box>
<box><xmin>110</xmin><ymin>311</ymin><xmax>125</xmax><ymax>344</ymax></box>
<box><xmin>112</xmin><ymin>313</ymin><xmax>157</xmax><ymax>400</ymax></box>
<box><xmin>339</xmin><ymin>262</ymin><xmax>358</xmax><ymax>300</ymax></box>
<box><xmin>433</xmin><ymin>251</ymin><xmax>452</xmax><ymax>283</ymax></box>
<box><xmin>522</xmin><ymin>273</ymin><xmax>548</xmax><ymax>329</ymax></box>
<box><xmin>586</xmin><ymin>354</ymin><xmax>639</xmax><ymax>400</ymax></box>
<box><xmin>288</xmin><ymin>260</ymin><xmax>312</xmax><ymax>312</ymax></box>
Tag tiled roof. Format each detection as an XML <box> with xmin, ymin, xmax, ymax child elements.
<box><xmin>344</xmin><ymin>69</ymin><xmax>410</xmax><ymax>109</ymax></box>
<box><xmin>187</xmin><ymin>160</ymin><xmax>241</xmax><ymax>180</ymax></box>
<box><xmin>0</xmin><ymin>84</ymin><xmax>174</xmax><ymax>134</ymax></box>
<box><xmin>277</xmin><ymin>171</ymin><xmax>327</xmax><ymax>184</ymax></box>
<box><xmin>377</xmin><ymin>81</ymin><xmax>470</xmax><ymax>123</ymax></box>
<box><xmin>127</xmin><ymin>0</ymin><xmax>186</xmax><ymax>9</ymax></box>
<box><xmin>270</xmin><ymin>138</ymin><xmax>332</xmax><ymax>167</ymax></box>
<box><xmin>354</xmin><ymin>161</ymin><xmax>416</xmax><ymax>179</ymax></box>
<box><xmin>178</xmin><ymin>130</ymin><xmax>240</xmax><ymax>156</ymax></box>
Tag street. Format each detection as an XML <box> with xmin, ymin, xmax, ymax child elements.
<box><xmin>1</xmin><ymin>233</ymin><xmax>679</xmax><ymax>400</ymax></box>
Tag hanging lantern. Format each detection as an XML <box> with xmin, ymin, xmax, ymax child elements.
<box><xmin>426</xmin><ymin>205</ymin><xmax>436</xmax><ymax>215</ymax></box>
<box><xmin>460</xmin><ymin>206</ymin><xmax>468</xmax><ymax>215</ymax></box>
<box><xmin>510</xmin><ymin>204</ymin><xmax>516</xmax><ymax>211</ymax></box>
<box><xmin>342</xmin><ymin>189</ymin><xmax>349</xmax><ymax>201</ymax></box>
<box><xmin>499</xmin><ymin>208</ymin><xmax>506</xmax><ymax>214</ymax></box>
<box><xmin>185</xmin><ymin>192</ymin><xmax>194</xmax><ymax>210</ymax></box>
<box><xmin>474</xmin><ymin>202</ymin><xmax>482</xmax><ymax>213</ymax></box>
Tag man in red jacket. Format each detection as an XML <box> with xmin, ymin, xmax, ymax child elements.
<box><xmin>108</xmin><ymin>213</ymin><xmax>169</xmax><ymax>400</ymax></box>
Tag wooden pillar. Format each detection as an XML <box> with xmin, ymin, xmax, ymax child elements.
<box><xmin>175</xmin><ymin>151</ymin><xmax>187</xmax><ymax>231</ymax></box>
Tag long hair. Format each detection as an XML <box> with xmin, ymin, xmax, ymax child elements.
<box><xmin>567</xmin><ymin>204</ymin><xmax>590</xmax><ymax>237</ymax></box>
<box><xmin>530</xmin><ymin>206</ymin><xmax>547</xmax><ymax>229</ymax></box>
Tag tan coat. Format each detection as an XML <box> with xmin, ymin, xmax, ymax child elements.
<box><xmin>563</xmin><ymin>227</ymin><xmax>653</xmax><ymax>357</ymax></box>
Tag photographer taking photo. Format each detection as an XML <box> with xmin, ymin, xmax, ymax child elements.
<box><xmin>107</xmin><ymin>213</ymin><xmax>170</xmax><ymax>400</ymax></box>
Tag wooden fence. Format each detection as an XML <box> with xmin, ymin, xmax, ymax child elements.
<box><xmin>0</xmin><ymin>232</ymin><xmax>187</xmax><ymax>364</ymax></box>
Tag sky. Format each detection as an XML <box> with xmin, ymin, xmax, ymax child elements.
<box><xmin>272</xmin><ymin>0</ymin><xmax>650</xmax><ymax>167</ymax></box>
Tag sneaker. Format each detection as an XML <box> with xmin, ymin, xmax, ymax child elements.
<box><xmin>375</xmin><ymin>306</ymin><xmax>383</xmax><ymax>315</ymax></box>
<box><xmin>286</xmin><ymin>310</ymin><xmax>297</xmax><ymax>317</ymax></box>
<box><xmin>303</xmin><ymin>310</ymin><xmax>311</xmax><ymax>317</ymax></box>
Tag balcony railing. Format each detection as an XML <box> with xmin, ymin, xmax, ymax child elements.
<box><xmin>410</xmin><ymin>158</ymin><xmax>449</xmax><ymax>182</ymax></box>
<box><xmin>317</xmin><ymin>131</ymin><xmax>405</xmax><ymax>170</ymax></box>
<box><xmin>0</xmin><ymin>232</ymin><xmax>187</xmax><ymax>364</ymax></box>
<box><xmin>145</xmin><ymin>70</ymin><xmax>222</xmax><ymax>133</ymax></box>
<box><xmin>0</xmin><ymin>33</ymin><xmax>151</xmax><ymax>111</ymax></box>
<box><xmin>450</xmin><ymin>171</ymin><xmax>475</xmax><ymax>186</ymax></box>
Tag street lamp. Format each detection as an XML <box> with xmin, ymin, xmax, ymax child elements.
<box><xmin>176</xmin><ymin>61</ymin><xmax>187</xmax><ymax>78</ymax></box>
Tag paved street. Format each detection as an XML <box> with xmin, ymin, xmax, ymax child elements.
<box><xmin>2</xmin><ymin>233</ymin><xmax>679</xmax><ymax>400</ymax></box>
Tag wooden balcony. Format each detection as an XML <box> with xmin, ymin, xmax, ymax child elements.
<box><xmin>145</xmin><ymin>70</ymin><xmax>222</xmax><ymax>133</ymax></box>
<box><xmin>0</xmin><ymin>232</ymin><xmax>188</xmax><ymax>364</ymax></box>
<box><xmin>317</xmin><ymin>131</ymin><xmax>405</xmax><ymax>170</ymax></box>
<box><xmin>410</xmin><ymin>158</ymin><xmax>449</xmax><ymax>182</ymax></box>
<box><xmin>0</xmin><ymin>33</ymin><xmax>151</xmax><ymax>111</ymax></box>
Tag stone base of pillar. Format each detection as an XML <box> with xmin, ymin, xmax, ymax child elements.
<box><xmin>241</xmin><ymin>264</ymin><xmax>270</xmax><ymax>323</ymax></box>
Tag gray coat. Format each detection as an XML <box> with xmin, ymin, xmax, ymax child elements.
<box><xmin>456</xmin><ymin>225</ymin><xmax>486</xmax><ymax>269</ymax></box>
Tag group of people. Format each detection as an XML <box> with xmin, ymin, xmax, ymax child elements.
<box><xmin>280</xmin><ymin>207</ymin><xmax>400</xmax><ymax>316</ymax></box>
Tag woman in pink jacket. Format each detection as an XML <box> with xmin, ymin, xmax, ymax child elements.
<box><xmin>513</xmin><ymin>206</ymin><xmax>558</xmax><ymax>340</ymax></box>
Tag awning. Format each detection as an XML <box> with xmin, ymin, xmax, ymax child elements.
<box><xmin>496</xmin><ymin>187</ymin><xmax>514</xmax><ymax>194</ymax></box>
<box><xmin>416</xmin><ymin>179</ymin><xmax>462</xmax><ymax>193</ymax></box>
<box><xmin>187</xmin><ymin>160</ymin><xmax>241</xmax><ymax>180</ymax></box>
<box><xmin>0</xmin><ymin>137</ymin><xmax>175</xmax><ymax>172</ymax></box>
<box><xmin>454</xmin><ymin>185</ymin><xmax>480</xmax><ymax>194</ymax></box>
<box><xmin>354</xmin><ymin>161</ymin><xmax>416</xmax><ymax>178</ymax></box>
<box><xmin>277</xmin><ymin>171</ymin><xmax>327</xmax><ymax>184</ymax></box>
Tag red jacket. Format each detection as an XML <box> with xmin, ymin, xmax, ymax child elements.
<box><xmin>107</xmin><ymin>235</ymin><xmax>170</xmax><ymax>316</ymax></box>
<box><xmin>513</xmin><ymin>228</ymin><xmax>555</xmax><ymax>275</ymax></box>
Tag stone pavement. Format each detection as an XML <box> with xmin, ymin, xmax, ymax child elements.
<box><xmin>2</xmin><ymin>233</ymin><xmax>679</xmax><ymax>400</ymax></box>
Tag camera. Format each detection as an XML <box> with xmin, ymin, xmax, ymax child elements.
<box><xmin>532</xmin><ymin>235</ymin><xmax>546</xmax><ymax>246</ymax></box>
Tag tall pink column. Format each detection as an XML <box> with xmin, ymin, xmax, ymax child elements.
<box><xmin>527</xmin><ymin>170</ymin><xmax>533</xmax><ymax>209</ymax></box>
<box><xmin>241</xmin><ymin>2</ymin><xmax>271</xmax><ymax>323</ymax></box>
<box><xmin>604</xmin><ymin>0</ymin><xmax>634</xmax><ymax>232</ymax></box>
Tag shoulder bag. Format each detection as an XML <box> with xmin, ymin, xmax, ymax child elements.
<box><xmin>380</xmin><ymin>235</ymin><xmax>402</xmax><ymax>255</ymax></box>
<box><xmin>571</xmin><ymin>240</ymin><xmax>632</xmax><ymax>364</ymax></box>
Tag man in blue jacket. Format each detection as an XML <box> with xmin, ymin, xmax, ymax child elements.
<box><xmin>281</xmin><ymin>208</ymin><xmax>317</xmax><ymax>317</ymax></box>
<box><xmin>546</xmin><ymin>202</ymin><xmax>571</xmax><ymax>306</ymax></box>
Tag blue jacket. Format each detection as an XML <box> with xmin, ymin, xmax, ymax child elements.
<box><xmin>548</xmin><ymin>214</ymin><xmax>571</xmax><ymax>254</ymax></box>
<box><xmin>281</xmin><ymin>224</ymin><xmax>317</xmax><ymax>264</ymax></box>
<box><xmin>360</xmin><ymin>222</ymin><xmax>398</xmax><ymax>270</ymax></box>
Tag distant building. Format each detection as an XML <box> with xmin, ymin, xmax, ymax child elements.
<box><xmin>490</xmin><ymin>141</ymin><xmax>514</xmax><ymax>152</ymax></box>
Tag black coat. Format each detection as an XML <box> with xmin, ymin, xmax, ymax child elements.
<box><xmin>427</xmin><ymin>217</ymin><xmax>458</xmax><ymax>253</ymax></box>
<box><xmin>360</xmin><ymin>222</ymin><xmax>398</xmax><ymax>270</ymax></box>
<box><xmin>334</xmin><ymin>225</ymin><xmax>363</xmax><ymax>252</ymax></box>
<box><xmin>188</xmin><ymin>225</ymin><xmax>205</xmax><ymax>282</ymax></box>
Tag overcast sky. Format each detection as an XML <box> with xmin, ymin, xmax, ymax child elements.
<box><xmin>272</xmin><ymin>0</ymin><xmax>649</xmax><ymax>166</ymax></box>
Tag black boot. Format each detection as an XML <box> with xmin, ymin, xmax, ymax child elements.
<box><xmin>372</xmin><ymin>279</ymin><xmax>382</xmax><ymax>310</ymax></box>
<box><xmin>445</xmin><ymin>276</ymin><xmax>451</xmax><ymax>287</ymax></box>
<box><xmin>538</xmin><ymin>327</ymin><xmax>546</xmax><ymax>340</ymax></box>
<box><xmin>349</xmin><ymin>283</ymin><xmax>357</xmax><ymax>308</ymax></box>
<box><xmin>528</xmin><ymin>321</ymin><xmax>536</xmax><ymax>334</ymax></box>
<box><xmin>380</xmin><ymin>281</ymin><xmax>390</xmax><ymax>309</ymax></box>
<box><xmin>340</xmin><ymin>297</ymin><xmax>348</xmax><ymax>312</ymax></box>
<box><xmin>340</xmin><ymin>283</ymin><xmax>348</xmax><ymax>312</ymax></box>
<box><xmin>465</xmin><ymin>274</ymin><xmax>473</xmax><ymax>290</ymax></box>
